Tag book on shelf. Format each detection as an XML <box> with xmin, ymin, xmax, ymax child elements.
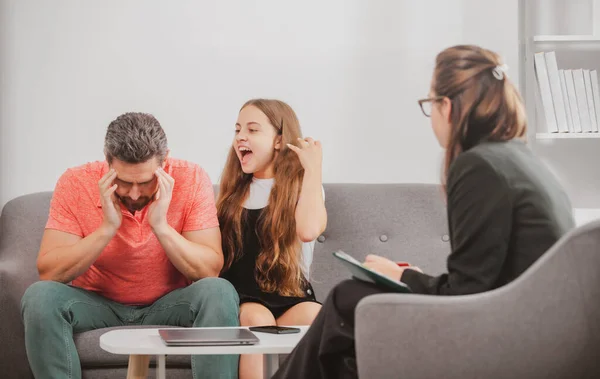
<box><xmin>591</xmin><ymin>70</ymin><xmax>600</xmax><ymax>132</ymax></box>
<box><xmin>564</xmin><ymin>70</ymin><xmax>583</xmax><ymax>133</ymax></box>
<box><xmin>558</xmin><ymin>70</ymin><xmax>574</xmax><ymax>132</ymax></box>
<box><xmin>585</xmin><ymin>69</ymin><xmax>600</xmax><ymax>132</ymax></box>
<box><xmin>572</xmin><ymin>69</ymin><xmax>593</xmax><ymax>132</ymax></box>
<box><xmin>534</xmin><ymin>50</ymin><xmax>600</xmax><ymax>134</ymax></box>
<box><xmin>544</xmin><ymin>52</ymin><xmax>569</xmax><ymax>132</ymax></box>
<box><xmin>534</xmin><ymin>52</ymin><xmax>559</xmax><ymax>133</ymax></box>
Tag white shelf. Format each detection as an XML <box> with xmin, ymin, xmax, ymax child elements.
<box><xmin>536</xmin><ymin>132</ymin><xmax>600</xmax><ymax>139</ymax></box>
<box><xmin>534</xmin><ymin>35</ymin><xmax>600</xmax><ymax>42</ymax></box>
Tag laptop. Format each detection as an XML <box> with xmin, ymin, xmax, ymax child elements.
<box><xmin>158</xmin><ymin>328</ymin><xmax>259</xmax><ymax>346</ymax></box>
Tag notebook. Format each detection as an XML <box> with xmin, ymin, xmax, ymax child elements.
<box><xmin>332</xmin><ymin>250</ymin><xmax>412</xmax><ymax>293</ymax></box>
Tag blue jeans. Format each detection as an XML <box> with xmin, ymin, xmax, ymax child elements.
<box><xmin>21</xmin><ymin>278</ymin><xmax>240</xmax><ymax>379</ymax></box>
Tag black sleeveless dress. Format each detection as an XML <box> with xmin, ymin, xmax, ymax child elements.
<box><xmin>221</xmin><ymin>208</ymin><xmax>319</xmax><ymax>319</ymax></box>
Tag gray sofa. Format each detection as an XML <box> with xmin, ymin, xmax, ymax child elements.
<box><xmin>0</xmin><ymin>183</ymin><xmax>450</xmax><ymax>378</ymax></box>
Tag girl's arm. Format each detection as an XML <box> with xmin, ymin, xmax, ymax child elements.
<box><xmin>288</xmin><ymin>137</ymin><xmax>327</xmax><ymax>242</ymax></box>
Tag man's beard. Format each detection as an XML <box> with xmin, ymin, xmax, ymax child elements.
<box><xmin>116</xmin><ymin>193</ymin><xmax>156</xmax><ymax>213</ymax></box>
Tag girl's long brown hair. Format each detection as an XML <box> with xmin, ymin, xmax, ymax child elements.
<box><xmin>433</xmin><ymin>45</ymin><xmax>527</xmax><ymax>190</ymax></box>
<box><xmin>217</xmin><ymin>99</ymin><xmax>306</xmax><ymax>297</ymax></box>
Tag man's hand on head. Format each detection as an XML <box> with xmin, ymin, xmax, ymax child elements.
<box><xmin>98</xmin><ymin>168</ymin><xmax>122</xmax><ymax>236</ymax></box>
<box><xmin>148</xmin><ymin>167</ymin><xmax>175</xmax><ymax>234</ymax></box>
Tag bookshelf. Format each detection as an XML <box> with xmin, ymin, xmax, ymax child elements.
<box><xmin>522</xmin><ymin>1</ymin><xmax>600</xmax><ymax>140</ymax></box>
<box><xmin>536</xmin><ymin>132</ymin><xmax>600</xmax><ymax>139</ymax></box>
<box><xmin>521</xmin><ymin>0</ymin><xmax>600</xmax><ymax>210</ymax></box>
<box><xmin>533</xmin><ymin>35</ymin><xmax>600</xmax><ymax>42</ymax></box>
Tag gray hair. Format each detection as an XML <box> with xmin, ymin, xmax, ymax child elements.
<box><xmin>104</xmin><ymin>112</ymin><xmax>168</xmax><ymax>164</ymax></box>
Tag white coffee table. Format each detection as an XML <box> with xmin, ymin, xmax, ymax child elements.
<box><xmin>99</xmin><ymin>326</ymin><xmax>308</xmax><ymax>379</ymax></box>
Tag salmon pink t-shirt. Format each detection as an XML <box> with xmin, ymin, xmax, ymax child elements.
<box><xmin>45</xmin><ymin>158</ymin><xmax>219</xmax><ymax>305</ymax></box>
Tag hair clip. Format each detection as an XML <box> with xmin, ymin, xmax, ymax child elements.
<box><xmin>492</xmin><ymin>64</ymin><xmax>509</xmax><ymax>80</ymax></box>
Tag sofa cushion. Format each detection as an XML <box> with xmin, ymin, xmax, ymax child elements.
<box><xmin>310</xmin><ymin>184</ymin><xmax>449</xmax><ymax>301</ymax></box>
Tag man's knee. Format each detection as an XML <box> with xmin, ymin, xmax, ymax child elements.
<box><xmin>190</xmin><ymin>277</ymin><xmax>237</xmax><ymax>298</ymax></box>
<box><xmin>21</xmin><ymin>281</ymin><xmax>68</xmax><ymax>320</ymax></box>
<box><xmin>189</xmin><ymin>278</ymin><xmax>239</xmax><ymax>309</ymax></box>
<box><xmin>186</xmin><ymin>278</ymin><xmax>240</xmax><ymax>326</ymax></box>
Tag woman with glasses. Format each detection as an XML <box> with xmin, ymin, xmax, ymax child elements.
<box><xmin>271</xmin><ymin>44</ymin><xmax>575</xmax><ymax>379</ymax></box>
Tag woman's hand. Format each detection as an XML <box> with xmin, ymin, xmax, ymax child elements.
<box><xmin>363</xmin><ymin>254</ymin><xmax>422</xmax><ymax>281</ymax></box>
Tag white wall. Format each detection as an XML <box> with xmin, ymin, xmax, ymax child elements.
<box><xmin>0</xmin><ymin>0</ymin><xmax>520</xmax><ymax>210</ymax></box>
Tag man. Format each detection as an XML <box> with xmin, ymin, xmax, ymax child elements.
<box><xmin>21</xmin><ymin>112</ymin><xmax>239</xmax><ymax>378</ymax></box>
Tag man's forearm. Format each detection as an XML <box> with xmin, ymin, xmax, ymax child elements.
<box><xmin>153</xmin><ymin>225</ymin><xmax>223</xmax><ymax>281</ymax></box>
<box><xmin>37</xmin><ymin>225</ymin><xmax>115</xmax><ymax>283</ymax></box>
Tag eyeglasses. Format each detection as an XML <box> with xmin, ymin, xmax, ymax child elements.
<box><xmin>417</xmin><ymin>96</ymin><xmax>445</xmax><ymax>117</ymax></box>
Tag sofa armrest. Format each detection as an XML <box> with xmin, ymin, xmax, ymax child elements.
<box><xmin>355</xmin><ymin>293</ymin><xmax>520</xmax><ymax>378</ymax></box>
<box><xmin>0</xmin><ymin>262</ymin><xmax>34</xmax><ymax>378</ymax></box>
<box><xmin>354</xmin><ymin>289</ymin><xmax>594</xmax><ymax>379</ymax></box>
<box><xmin>354</xmin><ymin>293</ymin><xmax>463</xmax><ymax>379</ymax></box>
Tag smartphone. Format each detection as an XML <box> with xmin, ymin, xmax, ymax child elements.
<box><xmin>248</xmin><ymin>326</ymin><xmax>301</xmax><ymax>334</ymax></box>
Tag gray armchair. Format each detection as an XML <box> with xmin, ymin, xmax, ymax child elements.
<box><xmin>355</xmin><ymin>219</ymin><xmax>600</xmax><ymax>379</ymax></box>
